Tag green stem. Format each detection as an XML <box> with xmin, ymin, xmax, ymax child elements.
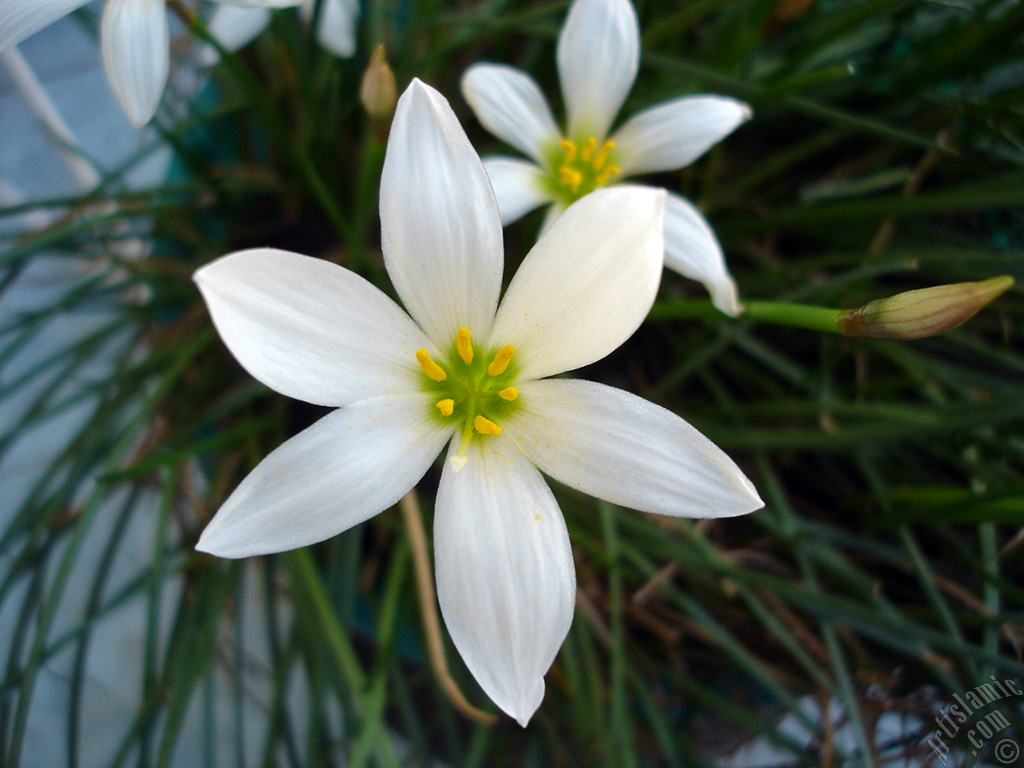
<box><xmin>599</xmin><ymin>502</ymin><xmax>635</xmax><ymax>768</ymax></box>
<box><xmin>284</xmin><ymin>549</ymin><xmax>400</xmax><ymax>768</ymax></box>
<box><xmin>650</xmin><ymin>298</ymin><xmax>845</xmax><ymax>333</ymax></box>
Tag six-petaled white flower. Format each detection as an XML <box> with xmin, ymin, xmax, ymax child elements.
<box><xmin>461</xmin><ymin>0</ymin><xmax>752</xmax><ymax>316</ymax></box>
<box><xmin>193</xmin><ymin>79</ymin><xmax>761</xmax><ymax>726</ymax></box>
<box><xmin>0</xmin><ymin>0</ymin><xmax>303</xmax><ymax>126</ymax></box>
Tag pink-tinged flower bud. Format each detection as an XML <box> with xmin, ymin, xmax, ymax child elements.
<box><xmin>360</xmin><ymin>45</ymin><xmax>397</xmax><ymax>123</ymax></box>
<box><xmin>838</xmin><ymin>276</ymin><xmax>1014</xmax><ymax>340</ymax></box>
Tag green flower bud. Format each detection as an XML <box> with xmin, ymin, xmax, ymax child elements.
<box><xmin>838</xmin><ymin>276</ymin><xmax>1014</xmax><ymax>340</ymax></box>
<box><xmin>360</xmin><ymin>45</ymin><xmax>397</xmax><ymax>123</ymax></box>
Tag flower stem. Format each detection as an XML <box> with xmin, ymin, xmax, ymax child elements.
<box><xmin>743</xmin><ymin>301</ymin><xmax>845</xmax><ymax>333</ymax></box>
<box><xmin>653</xmin><ymin>276</ymin><xmax>1013</xmax><ymax>339</ymax></box>
<box><xmin>399</xmin><ymin>490</ymin><xmax>497</xmax><ymax>725</ymax></box>
<box><xmin>650</xmin><ymin>298</ymin><xmax>844</xmax><ymax>333</ymax></box>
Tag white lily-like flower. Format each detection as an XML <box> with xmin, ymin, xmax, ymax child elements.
<box><xmin>194</xmin><ymin>79</ymin><xmax>762</xmax><ymax>726</ymax></box>
<box><xmin>461</xmin><ymin>0</ymin><xmax>752</xmax><ymax>316</ymax></box>
<box><xmin>0</xmin><ymin>0</ymin><xmax>300</xmax><ymax>126</ymax></box>
<box><xmin>200</xmin><ymin>0</ymin><xmax>359</xmax><ymax>66</ymax></box>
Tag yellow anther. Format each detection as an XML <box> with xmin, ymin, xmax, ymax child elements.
<box><xmin>498</xmin><ymin>387</ymin><xmax>518</xmax><ymax>401</ymax></box>
<box><xmin>559</xmin><ymin>138</ymin><xmax>577</xmax><ymax>164</ymax></box>
<box><xmin>416</xmin><ymin>349</ymin><xmax>447</xmax><ymax>381</ymax></box>
<box><xmin>593</xmin><ymin>140</ymin><xmax>615</xmax><ymax>170</ymax></box>
<box><xmin>558</xmin><ymin>167</ymin><xmax>582</xmax><ymax>192</ymax></box>
<box><xmin>487</xmin><ymin>345</ymin><xmax>515</xmax><ymax>376</ymax></box>
<box><xmin>596</xmin><ymin>164</ymin><xmax>620</xmax><ymax>185</ymax></box>
<box><xmin>474</xmin><ymin>415</ymin><xmax>502</xmax><ymax>436</ymax></box>
<box><xmin>436</xmin><ymin>399</ymin><xmax>455</xmax><ymax>416</ymax></box>
<box><xmin>580</xmin><ymin>136</ymin><xmax>597</xmax><ymax>162</ymax></box>
<box><xmin>456</xmin><ymin>326</ymin><xmax>473</xmax><ymax>364</ymax></box>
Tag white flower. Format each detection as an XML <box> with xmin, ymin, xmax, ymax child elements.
<box><xmin>200</xmin><ymin>0</ymin><xmax>359</xmax><ymax>66</ymax></box>
<box><xmin>0</xmin><ymin>0</ymin><xmax>301</xmax><ymax>126</ymax></box>
<box><xmin>461</xmin><ymin>0</ymin><xmax>752</xmax><ymax>316</ymax></box>
<box><xmin>193</xmin><ymin>79</ymin><xmax>762</xmax><ymax>726</ymax></box>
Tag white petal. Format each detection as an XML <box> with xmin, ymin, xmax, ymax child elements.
<box><xmin>197</xmin><ymin>395</ymin><xmax>454</xmax><ymax>558</ymax></box>
<box><xmin>506</xmin><ymin>379</ymin><xmax>763</xmax><ymax>517</ymax></box>
<box><xmin>380</xmin><ymin>79</ymin><xmax>503</xmax><ymax>345</ymax></box>
<box><xmin>537</xmin><ymin>201</ymin><xmax>564</xmax><ymax>237</ymax></box>
<box><xmin>314</xmin><ymin>0</ymin><xmax>358</xmax><ymax>58</ymax></box>
<box><xmin>461</xmin><ymin>64</ymin><xmax>561</xmax><ymax>164</ymax></box>
<box><xmin>491</xmin><ymin>186</ymin><xmax>665</xmax><ymax>380</ymax></box>
<box><xmin>101</xmin><ymin>0</ymin><xmax>170</xmax><ymax>127</ymax></box>
<box><xmin>194</xmin><ymin>248</ymin><xmax>431</xmax><ymax>407</ymax></box>
<box><xmin>557</xmin><ymin>0</ymin><xmax>639</xmax><ymax>140</ymax></box>
<box><xmin>611</xmin><ymin>95</ymin><xmax>752</xmax><ymax>176</ymax></box>
<box><xmin>435</xmin><ymin>437</ymin><xmax>575</xmax><ymax>726</ymax></box>
<box><xmin>199</xmin><ymin>5</ymin><xmax>271</xmax><ymax>66</ymax></box>
<box><xmin>0</xmin><ymin>0</ymin><xmax>91</xmax><ymax>52</ymax></box>
<box><xmin>664</xmin><ymin>192</ymin><xmax>742</xmax><ymax>316</ymax></box>
<box><xmin>482</xmin><ymin>156</ymin><xmax>552</xmax><ymax>225</ymax></box>
<box><xmin>211</xmin><ymin>0</ymin><xmax>302</xmax><ymax>7</ymax></box>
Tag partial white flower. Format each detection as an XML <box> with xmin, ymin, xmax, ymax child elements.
<box><xmin>198</xmin><ymin>3</ymin><xmax>273</xmax><ymax>66</ymax></box>
<box><xmin>0</xmin><ymin>0</ymin><xmax>305</xmax><ymax>126</ymax></box>
<box><xmin>461</xmin><ymin>0</ymin><xmax>751</xmax><ymax>316</ymax></box>
<box><xmin>194</xmin><ymin>79</ymin><xmax>762</xmax><ymax>726</ymax></box>
<box><xmin>200</xmin><ymin>0</ymin><xmax>359</xmax><ymax>65</ymax></box>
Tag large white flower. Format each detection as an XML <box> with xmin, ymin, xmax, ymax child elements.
<box><xmin>193</xmin><ymin>79</ymin><xmax>762</xmax><ymax>726</ymax></box>
<box><xmin>200</xmin><ymin>0</ymin><xmax>359</xmax><ymax>66</ymax></box>
<box><xmin>0</xmin><ymin>0</ymin><xmax>300</xmax><ymax>126</ymax></box>
<box><xmin>461</xmin><ymin>0</ymin><xmax>752</xmax><ymax>316</ymax></box>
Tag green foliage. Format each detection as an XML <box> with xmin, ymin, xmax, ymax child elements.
<box><xmin>1</xmin><ymin>0</ymin><xmax>1022</xmax><ymax>765</ymax></box>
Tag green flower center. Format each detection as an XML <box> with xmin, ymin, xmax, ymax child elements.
<box><xmin>545</xmin><ymin>136</ymin><xmax>620</xmax><ymax>206</ymax></box>
<box><xmin>415</xmin><ymin>327</ymin><xmax>520</xmax><ymax>471</ymax></box>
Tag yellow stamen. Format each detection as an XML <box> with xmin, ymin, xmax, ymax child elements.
<box><xmin>416</xmin><ymin>349</ymin><xmax>447</xmax><ymax>381</ymax></box>
<box><xmin>592</xmin><ymin>140</ymin><xmax>615</xmax><ymax>170</ymax></box>
<box><xmin>498</xmin><ymin>387</ymin><xmax>518</xmax><ymax>401</ymax></box>
<box><xmin>436</xmin><ymin>399</ymin><xmax>454</xmax><ymax>416</ymax></box>
<box><xmin>596</xmin><ymin>164</ymin><xmax>620</xmax><ymax>185</ymax></box>
<box><xmin>558</xmin><ymin>166</ymin><xmax>582</xmax><ymax>192</ymax></box>
<box><xmin>487</xmin><ymin>345</ymin><xmax>515</xmax><ymax>376</ymax></box>
<box><xmin>474</xmin><ymin>415</ymin><xmax>502</xmax><ymax>436</ymax></box>
<box><xmin>580</xmin><ymin>136</ymin><xmax>597</xmax><ymax>162</ymax></box>
<box><xmin>559</xmin><ymin>138</ymin><xmax>577</xmax><ymax>164</ymax></box>
<box><xmin>456</xmin><ymin>326</ymin><xmax>473</xmax><ymax>364</ymax></box>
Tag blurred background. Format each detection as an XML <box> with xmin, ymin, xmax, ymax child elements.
<box><xmin>1</xmin><ymin>0</ymin><xmax>1022</xmax><ymax>765</ymax></box>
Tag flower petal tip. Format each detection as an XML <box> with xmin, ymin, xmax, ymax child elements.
<box><xmin>706</xmin><ymin>474</ymin><xmax>764</xmax><ymax>519</ymax></box>
<box><xmin>191</xmin><ymin>262</ymin><xmax>211</xmax><ymax>287</ymax></box>
<box><xmin>714</xmin><ymin>96</ymin><xmax>754</xmax><ymax>128</ymax></box>
<box><xmin>736</xmin><ymin>475</ymin><xmax>765</xmax><ymax>515</ymax></box>
<box><xmin>712</xmin><ymin>275</ymin><xmax>744</xmax><ymax>318</ymax></box>
<box><xmin>507</xmin><ymin>678</ymin><xmax>545</xmax><ymax>728</ymax></box>
<box><xmin>193</xmin><ymin>510</ymin><xmax>285</xmax><ymax>560</ymax></box>
<box><xmin>399</xmin><ymin>78</ymin><xmax>438</xmax><ymax>114</ymax></box>
<box><xmin>195</xmin><ymin>526</ymin><xmax>235</xmax><ymax>559</ymax></box>
<box><xmin>746</xmin><ymin>491</ymin><xmax>765</xmax><ymax>515</ymax></box>
<box><xmin>191</xmin><ymin>249</ymin><xmax>240</xmax><ymax>287</ymax></box>
<box><xmin>407</xmin><ymin>76</ymin><xmax>430</xmax><ymax>96</ymax></box>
